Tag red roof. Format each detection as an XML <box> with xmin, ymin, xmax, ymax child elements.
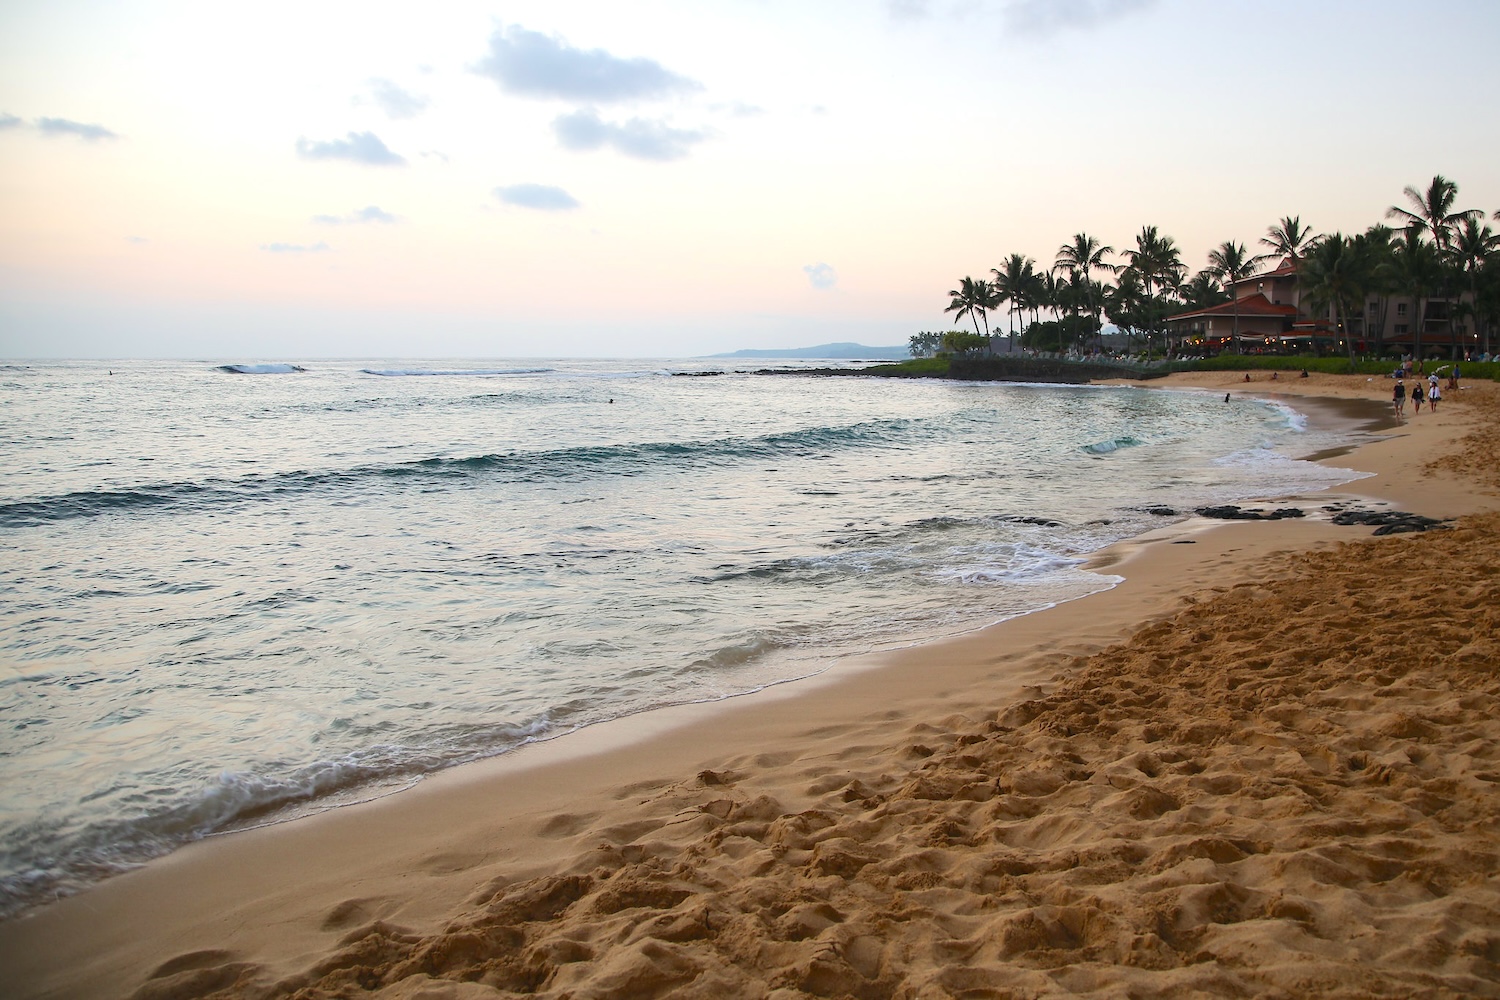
<box><xmin>1169</xmin><ymin>292</ymin><xmax>1299</xmax><ymax>322</ymax></box>
<box><xmin>1231</xmin><ymin>257</ymin><xmax>1298</xmax><ymax>289</ymax></box>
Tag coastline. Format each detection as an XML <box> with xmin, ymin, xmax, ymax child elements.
<box><xmin>3</xmin><ymin>373</ymin><xmax>1497</xmax><ymax>999</ymax></box>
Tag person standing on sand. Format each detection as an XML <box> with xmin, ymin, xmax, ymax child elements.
<box><xmin>1393</xmin><ymin>379</ymin><xmax>1407</xmax><ymax>417</ymax></box>
<box><xmin>1412</xmin><ymin>382</ymin><xmax>1423</xmax><ymax>414</ymax></box>
<box><xmin>1429</xmin><ymin>381</ymin><xmax>1441</xmax><ymax>413</ymax></box>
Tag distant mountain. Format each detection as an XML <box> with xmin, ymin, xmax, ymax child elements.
<box><xmin>707</xmin><ymin>342</ymin><xmax>910</xmax><ymax>360</ymax></box>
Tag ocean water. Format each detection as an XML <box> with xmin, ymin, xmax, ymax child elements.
<box><xmin>0</xmin><ymin>358</ymin><xmax>1371</xmax><ymax>915</ymax></box>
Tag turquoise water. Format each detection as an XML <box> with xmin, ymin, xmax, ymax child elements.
<box><xmin>0</xmin><ymin>358</ymin><xmax>1369</xmax><ymax>914</ymax></box>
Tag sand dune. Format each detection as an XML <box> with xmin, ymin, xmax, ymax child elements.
<box><xmin>7</xmin><ymin>374</ymin><xmax>1500</xmax><ymax>1000</ymax></box>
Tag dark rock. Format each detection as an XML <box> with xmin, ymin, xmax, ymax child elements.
<box><xmin>1196</xmin><ymin>505</ymin><xmax>1306</xmax><ymax>521</ymax></box>
<box><xmin>1331</xmin><ymin>510</ymin><xmax>1449</xmax><ymax>534</ymax></box>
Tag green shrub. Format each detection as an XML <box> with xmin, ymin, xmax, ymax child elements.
<box><xmin>865</xmin><ymin>357</ymin><xmax>951</xmax><ymax>377</ymax></box>
<box><xmin>1170</xmin><ymin>355</ymin><xmax>1500</xmax><ymax>380</ymax></box>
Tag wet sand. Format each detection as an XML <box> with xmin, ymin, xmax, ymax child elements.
<box><xmin>3</xmin><ymin>372</ymin><xmax>1498</xmax><ymax>999</ymax></box>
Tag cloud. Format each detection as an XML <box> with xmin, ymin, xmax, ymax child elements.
<box><xmin>366</xmin><ymin>78</ymin><xmax>429</xmax><ymax>119</ymax></box>
<box><xmin>553</xmin><ymin>108</ymin><xmax>708</xmax><ymax>161</ymax></box>
<box><xmin>475</xmin><ymin>25</ymin><xmax>700</xmax><ymax>103</ymax></box>
<box><xmin>36</xmin><ymin>117</ymin><xmax>119</xmax><ymax>141</ymax></box>
<box><xmin>885</xmin><ymin>0</ymin><xmax>933</xmax><ymax>19</ymax></box>
<box><xmin>312</xmin><ymin>205</ymin><xmax>398</xmax><ymax>225</ymax></box>
<box><xmin>803</xmin><ymin>263</ymin><xmax>838</xmax><ymax>290</ymax></box>
<box><xmin>493</xmin><ymin>184</ymin><xmax>580</xmax><ymax>211</ymax></box>
<box><xmin>295</xmin><ymin>131</ymin><xmax>405</xmax><ymax>166</ymax></box>
<box><xmin>0</xmin><ymin>113</ymin><xmax>23</xmax><ymax>130</ymax></box>
<box><xmin>261</xmin><ymin>242</ymin><xmax>331</xmax><ymax>253</ymax></box>
<box><xmin>1001</xmin><ymin>0</ymin><xmax>1155</xmax><ymax>35</ymax></box>
<box><xmin>711</xmin><ymin>101</ymin><xmax>765</xmax><ymax>118</ymax></box>
<box><xmin>125</xmin><ymin>235</ymin><xmax>148</xmax><ymax>244</ymax></box>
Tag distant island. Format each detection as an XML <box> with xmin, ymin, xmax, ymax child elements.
<box><xmin>707</xmin><ymin>342</ymin><xmax>909</xmax><ymax>360</ymax></box>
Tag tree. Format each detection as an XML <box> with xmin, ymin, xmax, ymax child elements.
<box><xmin>1122</xmin><ymin>226</ymin><xmax>1183</xmax><ymax>348</ymax></box>
<box><xmin>1298</xmin><ymin>234</ymin><xmax>1363</xmax><ymax>363</ymax></box>
<box><xmin>1449</xmin><ymin>216</ymin><xmax>1500</xmax><ymax>356</ymax></box>
<box><xmin>1054</xmin><ymin>233</ymin><xmax>1116</xmax><ymax>351</ymax></box>
<box><xmin>1103</xmin><ymin>268</ymin><xmax>1147</xmax><ymax>349</ymax></box>
<box><xmin>991</xmin><ymin>254</ymin><xmax>1038</xmax><ymax>344</ymax></box>
<box><xmin>1388</xmin><ymin>175</ymin><xmax>1482</xmax><ymax>354</ymax></box>
<box><xmin>908</xmin><ymin>331</ymin><xmax>944</xmax><ymax>357</ymax></box>
<box><xmin>943</xmin><ymin>276</ymin><xmax>996</xmax><ymax>342</ymax></box>
<box><xmin>1260</xmin><ymin>216</ymin><xmax>1320</xmax><ymax>260</ymax></box>
<box><xmin>940</xmin><ymin>330</ymin><xmax>989</xmax><ymax>357</ymax></box>
<box><xmin>1352</xmin><ymin>225</ymin><xmax>1396</xmax><ymax>355</ymax></box>
<box><xmin>1386</xmin><ymin>175</ymin><xmax>1479</xmax><ymax>252</ymax></box>
<box><xmin>1389</xmin><ymin>228</ymin><xmax>1441</xmax><ymax>358</ymax></box>
<box><xmin>1181</xmin><ymin>270</ymin><xmax>1228</xmax><ymax>311</ymax></box>
<box><xmin>1206</xmin><ymin>241</ymin><xmax>1270</xmax><ymax>354</ymax></box>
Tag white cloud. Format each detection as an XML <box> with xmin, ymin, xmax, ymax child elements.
<box><xmin>553</xmin><ymin>108</ymin><xmax>708</xmax><ymax>162</ymax></box>
<box><xmin>803</xmin><ymin>263</ymin><xmax>838</xmax><ymax>289</ymax></box>
<box><xmin>493</xmin><ymin>184</ymin><xmax>580</xmax><ymax>211</ymax></box>
<box><xmin>474</xmin><ymin>25</ymin><xmax>700</xmax><ymax>103</ymax></box>
<box><xmin>312</xmin><ymin>205</ymin><xmax>398</xmax><ymax>225</ymax></box>
<box><xmin>36</xmin><ymin>117</ymin><xmax>119</xmax><ymax>141</ymax></box>
<box><xmin>1002</xmin><ymin>0</ymin><xmax>1155</xmax><ymax>35</ymax></box>
<box><xmin>295</xmin><ymin>131</ymin><xmax>405</xmax><ymax>166</ymax></box>
<box><xmin>365</xmin><ymin>78</ymin><xmax>429</xmax><ymax>120</ymax></box>
<box><xmin>260</xmin><ymin>242</ymin><xmax>331</xmax><ymax>253</ymax></box>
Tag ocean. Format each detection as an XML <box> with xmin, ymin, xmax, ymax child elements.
<box><xmin>0</xmin><ymin>358</ymin><xmax>1372</xmax><ymax>915</ymax></box>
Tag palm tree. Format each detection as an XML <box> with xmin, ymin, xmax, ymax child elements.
<box><xmin>1354</xmin><ymin>225</ymin><xmax>1397</xmax><ymax>355</ymax></box>
<box><xmin>1054</xmin><ymin>233</ymin><xmax>1116</xmax><ymax>351</ymax></box>
<box><xmin>1298</xmin><ymin>234</ymin><xmax>1363</xmax><ymax>363</ymax></box>
<box><xmin>1388</xmin><ymin>176</ymin><xmax>1482</xmax><ymax>353</ymax></box>
<box><xmin>1449</xmin><ymin>216</ymin><xmax>1500</xmax><ymax>356</ymax></box>
<box><xmin>1260</xmin><ymin>216</ymin><xmax>1320</xmax><ymax>260</ymax></box>
<box><xmin>1181</xmin><ymin>270</ymin><xmax>1228</xmax><ymax>311</ymax></box>
<box><xmin>991</xmin><ymin>254</ymin><xmax>1038</xmax><ymax>345</ymax></box>
<box><xmin>1104</xmin><ymin>268</ymin><xmax>1147</xmax><ymax>350</ymax></box>
<box><xmin>1206</xmin><ymin>241</ymin><xmax>1270</xmax><ymax>354</ymax></box>
<box><xmin>1386</xmin><ymin>175</ymin><xmax>1479</xmax><ymax>252</ymax></box>
<box><xmin>1123</xmin><ymin>227</ymin><xmax>1183</xmax><ymax>349</ymax></box>
<box><xmin>1022</xmin><ymin>265</ymin><xmax>1047</xmax><ymax>332</ymax></box>
<box><xmin>1388</xmin><ymin>227</ymin><xmax>1441</xmax><ymax>359</ymax></box>
<box><xmin>1039</xmin><ymin>270</ymin><xmax>1070</xmax><ymax>349</ymax></box>
<box><xmin>944</xmin><ymin>276</ymin><xmax>996</xmax><ymax>342</ymax></box>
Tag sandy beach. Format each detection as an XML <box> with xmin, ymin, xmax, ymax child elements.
<box><xmin>4</xmin><ymin>372</ymin><xmax>1499</xmax><ymax>999</ymax></box>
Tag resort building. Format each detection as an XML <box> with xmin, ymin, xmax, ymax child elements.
<box><xmin>1165</xmin><ymin>257</ymin><xmax>1481</xmax><ymax>358</ymax></box>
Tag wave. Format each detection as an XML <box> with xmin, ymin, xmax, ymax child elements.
<box><xmin>217</xmin><ymin>363</ymin><xmax>306</xmax><ymax>374</ymax></box>
<box><xmin>361</xmin><ymin>367</ymin><xmax>555</xmax><ymax>377</ymax></box>
<box><xmin>0</xmin><ymin>716</ymin><xmax>556</xmax><ymax>919</ymax></box>
<box><xmin>698</xmin><ymin>513</ymin><xmax>1075</xmax><ymax>587</ymax></box>
<box><xmin>0</xmin><ymin>417</ymin><xmax>929</xmax><ymax>528</ymax></box>
<box><xmin>1081</xmin><ymin>436</ymin><xmax>1142</xmax><ymax>455</ymax></box>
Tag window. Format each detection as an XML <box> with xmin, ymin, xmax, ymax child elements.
<box><xmin>1367</xmin><ymin>301</ymin><xmax>1378</xmax><ymax>315</ymax></box>
<box><xmin>1395</xmin><ymin>324</ymin><xmax>1409</xmax><ymax>335</ymax></box>
<box><xmin>1397</xmin><ymin>303</ymin><xmax>1408</xmax><ymax>317</ymax></box>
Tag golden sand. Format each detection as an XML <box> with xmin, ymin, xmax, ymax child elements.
<box><xmin>5</xmin><ymin>374</ymin><xmax>1498</xmax><ymax>999</ymax></box>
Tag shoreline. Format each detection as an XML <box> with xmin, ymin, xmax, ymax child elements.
<box><xmin>4</xmin><ymin>373</ymin><xmax>1497</xmax><ymax>998</ymax></box>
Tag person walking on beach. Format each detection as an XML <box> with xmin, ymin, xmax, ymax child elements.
<box><xmin>1429</xmin><ymin>381</ymin><xmax>1441</xmax><ymax>413</ymax></box>
<box><xmin>1393</xmin><ymin>379</ymin><xmax>1407</xmax><ymax>418</ymax></box>
<box><xmin>1412</xmin><ymin>381</ymin><xmax>1423</xmax><ymax>414</ymax></box>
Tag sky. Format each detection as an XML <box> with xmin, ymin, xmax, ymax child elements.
<box><xmin>2</xmin><ymin>0</ymin><xmax>1498</xmax><ymax>359</ymax></box>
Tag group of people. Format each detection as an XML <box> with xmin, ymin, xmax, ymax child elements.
<box><xmin>1392</xmin><ymin>372</ymin><xmax>1445</xmax><ymax>419</ymax></box>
